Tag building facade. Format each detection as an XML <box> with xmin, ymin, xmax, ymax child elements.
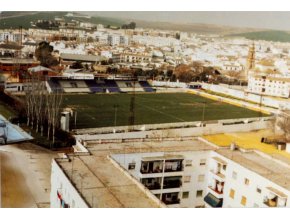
<box><xmin>247</xmin><ymin>75</ymin><xmax>290</xmax><ymax>98</ymax></box>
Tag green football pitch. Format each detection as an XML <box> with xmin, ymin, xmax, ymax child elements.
<box><xmin>62</xmin><ymin>92</ymin><xmax>267</xmax><ymax>129</ymax></box>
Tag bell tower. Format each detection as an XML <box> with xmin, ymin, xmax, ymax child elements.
<box><xmin>246</xmin><ymin>42</ymin><xmax>255</xmax><ymax>76</ymax></box>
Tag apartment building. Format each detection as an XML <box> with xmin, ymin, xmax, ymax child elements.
<box><xmin>131</xmin><ymin>35</ymin><xmax>180</xmax><ymax>47</ymax></box>
<box><xmin>50</xmin><ymin>138</ymin><xmax>290</xmax><ymax>208</ymax></box>
<box><xmin>112</xmin><ymin>52</ymin><xmax>152</xmax><ymax>64</ymax></box>
<box><xmin>0</xmin><ymin>31</ymin><xmax>22</xmax><ymax>43</ymax></box>
<box><xmin>247</xmin><ymin>75</ymin><xmax>290</xmax><ymax>98</ymax></box>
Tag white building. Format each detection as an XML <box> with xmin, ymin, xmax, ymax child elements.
<box><xmin>50</xmin><ymin>138</ymin><xmax>290</xmax><ymax>208</ymax></box>
<box><xmin>108</xmin><ymin>34</ymin><xmax>120</xmax><ymax>46</ymax></box>
<box><xmin>112</xmin><ymin>52</ymin><xmax>152</xmax><ymax>64</ymax></box>
<box><xmin>132</xmin><ymin>35</ymin><xmax>180</xmax><ymax>47</ymax></box>
<box><xmin>0</xmin><ymin>31</ymin><xmax>21</xmax><ymax>43</ymax></box>
<box><xmin>247</xmin><ymin>75</ymin><xmax>290</xmax><ymax>98</ymax></box>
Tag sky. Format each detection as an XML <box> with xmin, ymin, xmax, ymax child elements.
<box><xmin>87</xmin><ymin>12</ymin><xmax>290</xmax><ymax>31</ymax></box>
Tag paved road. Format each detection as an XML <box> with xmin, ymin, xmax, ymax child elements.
<box><xmin>0</xmin><ymin>143</ymin><xmax>58</xmax><ymax>208</ymax></box>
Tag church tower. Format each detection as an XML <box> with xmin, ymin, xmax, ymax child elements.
<box><xmin>246</xmin><ymin>42</ymin><xmax>255</xmax><ymax>76</ymax></box>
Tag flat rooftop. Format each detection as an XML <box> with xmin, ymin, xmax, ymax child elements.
<box><xmin>217</xmin><ymin>149</ymin><xmax>290</xmax><ymax>191</ymax></box>
<box><xmin>55</xmin><ymin>139</ymin><xmax>213</xmax><ymax>208</ymax></box>
<box><xmin>203</xmin><ymin>129</ymin><xmax>290</xmax><ymax>162</ymax></box>
<box><xmin>55</xmin><ymin>135</ymin><xmax>290</xmax><ymax>207</ymax></box>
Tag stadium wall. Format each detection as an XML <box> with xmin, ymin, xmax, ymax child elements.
<box><xmin>201</xmin><ymin>83</ymin><xmax>290</xmax><ymax>110</ymax></box>
<box><xmin>74</xmin><ymin>118</ymin><xmax>272</xmax><ymax>142</ymax></box>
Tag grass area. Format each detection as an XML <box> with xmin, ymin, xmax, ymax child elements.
<box><xmin>0</xmin><ymin>101</ymin><xmax>17</xmax><ymax>119</ymax></box>
<box><xmin>228</xmin><ymin>30</ymin><xmax>290</xmax><ymax>43</ymax></box>
<box><xmin>62</xmin><ymin>93</ymin><xmax>267</xmax><ymax>129</ymax></box>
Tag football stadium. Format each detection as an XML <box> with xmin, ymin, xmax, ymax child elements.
<box><xmin>62</xmin><ymin>92</ymin><xmax>267</xmax><ymax>129</ymax></box>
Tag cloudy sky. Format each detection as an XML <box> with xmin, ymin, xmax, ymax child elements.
<box><xmin>89</xmin><ymin>12</ymin><xmax>290</xmax><ymax>31</ymax></box>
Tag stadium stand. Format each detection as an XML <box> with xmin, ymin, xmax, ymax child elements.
<box><xmin>104</xmin><ymin>80</ymin><xmax>120</xmax><ymax>93</ymax></box>
<box><xmin>47</xmin><ymin>78</ymin><xmax>63</xmax><ymax>92</ymax></box>
<box><xmin>59</xmin><ymin>80</ymin><xmax>91</xmax><ymax>93</ymax></box>
<box><xmin>85</xmin><ymin>80</ymin><xmax>105</xmax><ymax>93</ymax></box>
<box><xmin>46</xmin><ymin>77</ymin><xmax>155</xmax><ymax>93</ymax></box>
<box><xmin>139</xmin><ymin>81</ymin><xmax>155</xmax><ymax>92</ymax></box>
<box><xmin>116</xmin><ymin>81</ymin><xmax>144</xmax><ymax>92</ymax></box>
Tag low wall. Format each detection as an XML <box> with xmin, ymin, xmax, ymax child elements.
<box><xmin>201</xmin><ymin>83</ymin><xmax>290</xmax><ymax>110</ymax></box>
<box><xmin>74</xmin><ymin>118</ymin><xmax>272</xmax><ymax>142</ymax></box>
<box><xmin>152</xmin><ymin>80</ymin><xmax>188</xmax><ymax>88</ymax></box>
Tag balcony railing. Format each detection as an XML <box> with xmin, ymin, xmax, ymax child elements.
<box><xmin>144</xmin><ymin>183</ymin><xmax>161</xmax><ymax>190</ymax></box>
<box><xmin>163</xmin><ymin>181</ymin><xmax>182</xmax><ymax>189</ymax></box>
<box><xmin>162</xmin><ymin>198</ymin><xmax>180</xmax><ymax>205</ymax></box>
<box><xmin>264</xmin><ymin>199</ymin><xmax>277</xmax><ymax>207</ymax></box>
<box><xmin>140</xmin><ymin>169</ymin><xmax>163</xmax><ymax>174</ymax></box>
<box><xmin>209</xmin><ymin>186</ymin><xmax>223</xmax><ymax>195</ymax></box>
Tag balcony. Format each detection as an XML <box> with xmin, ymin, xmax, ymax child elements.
<box><xmin>264</xmin><ymin>198</ymin><xmax>278</xmax><ymax>207</ymax></box>
<box><xmin>204</xmin><ymin>193</ymin><xmax>223</xmax><ymax>208</ymax></box>
<box><xmin>164</xmin><ymin>159</ymin><xmax>183</xmax><ymax>173</ymax></box>
<box><xmin>210</xmin><ymin>170</ymin><xmax>225</xmax><ymax>181</ymax></box>
<box><xmin>263</xmin><ymin>187</ymin><xmax>287</xmax><ymax>207</ymax></box>
<box><xmin>140</xmin><ymin>160</ymin><xmax>163</xmax><ymax>174</ymax></box>
<box><xmin>141</xmin><ymin>178</ymin><xmax>162</xmax><ymax>190</ymax></box>
<box><xmin>163</xmin><ymin>198</ymin><xmax>180</xmax><ymax>205</ymax></box>
<box><xmin>162</xmin><ymin>192</ymin><xmax>180</xmax><ymax>205</ymax></box>
<box><xmin>163</xmin><ymin>177</ymin><xmax>182</xmax><ymax>189</ymax></box>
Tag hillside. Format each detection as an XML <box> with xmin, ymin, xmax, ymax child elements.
<box><xmin>0</xmin><ymin>11</ymin><xmax>125</xmax><ymax>29</ymax></box>
<box><xmin>228</xmin><ymin>30</ymin><xmax>290</xmax><ymax>42</ymax></box>
<box><xmin>121</xmin><ymin>19</ymin><xmax>263</xmax><ymax>35</ymax></box>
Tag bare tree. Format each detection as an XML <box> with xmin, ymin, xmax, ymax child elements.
<box><xmin>277</xmin><ymin>110</ymin><xmax>290</xmax><ymax>142</ymax></box>
<box><xmin>45</xmin><ymin>92</ymin><xmax>53</xmax><ymax>141</ymax></box>
<box><xmin>45</xmin><ymin>91</ymin><xmax>63</xmax><ymax>145</ymax></box>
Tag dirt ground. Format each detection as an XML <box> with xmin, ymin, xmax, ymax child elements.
<box><xmin>0</xmin><ymin>142</ymin><xmax>58</xmax><ymax>208</ymax></box>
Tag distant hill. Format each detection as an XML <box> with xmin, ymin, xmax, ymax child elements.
<box><xmin>0</xmin><ymin>11</ymin><xmax>125</xmax><ymax>29</ymax></box>
<box><xmin>124</xmin><ymin>20</ymin><xmax>263</xmax><ymax>35</ymax></box>
<box><xmin>228</xmin><ymin>30</ymin><xmax>290</xmax><ymax>42</ymax></box>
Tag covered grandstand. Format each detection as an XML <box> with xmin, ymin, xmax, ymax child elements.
<box><xmin>46</xmin><ymin>76</ymin><xmax>155</xmax><ymax>94</ymax></box>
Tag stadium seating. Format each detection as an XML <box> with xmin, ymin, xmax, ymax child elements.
<box><xmin>47</xmin><ymin>78</ymin><xmax>63</xmax><ymax>92</ymax></box>
<box><xmin>46</xmin><ymin>78</ymin><xmax>155</xmax><ymax>93</ymax></box>
<box><xmin>59</xmin><ymin>80</ymin><xmax>91</xmax><ymax>93</ymax></box>
<box><xmin>85</xmin><ymin>80</ymin><xmax>105</xmax><ymax>93</ymax></box>
<box><xmin>139</xmin><ymin>81</ymin><xmax>155</xmax><ymax>92</ymax></box>
<box><xmin>104</xmin><ymin>80</ymin><xmax>120</xmax><ymax>93</ymax></box>
<box><xmin>116</xmin><ymin>81</ymin><xmax>144</xmax><ymax>92</ymax></box>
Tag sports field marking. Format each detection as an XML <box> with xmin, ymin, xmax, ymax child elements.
<box><xmin>135</xmin><ymin>102</ymin><xmax>186</xmax><ymax>122</ymax></box>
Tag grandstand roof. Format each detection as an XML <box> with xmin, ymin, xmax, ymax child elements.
<box><xmin>60</xmin><ymin>53</ymin><xmax>104</xmax><ymax>63</ymax></box>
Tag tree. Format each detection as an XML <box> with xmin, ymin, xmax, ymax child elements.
<box><xmin>121</xmin><ymin>22</ymin><xmax>136</xmax><ymax>29</ymax></box>
<box><xmin>35</xmin><ymin>41</ymin><xmax>59</xmax><ymax>67</ymax></box>
<box><xmin>277</xmin><ymin>110</ymin><xmax>290</xmax><ymax>142</ymax></box>
<box><xmin>71</xmin><ymin>61</ymin><xmax>83</xmax><ymax>69</ymax></box>
<box><xmin>174</xmin><ymin>64</ymin><xmax>194</xmax><ymax>82</ymax></box>
<box><xmin>45</xmin><ymin>91</ymin><xmax>63</xmax><ymax>146</ymax></box>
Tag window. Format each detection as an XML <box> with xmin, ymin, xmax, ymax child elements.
<box><xmin>182</xmin><ymin>192</ymin><xmax>189</xmax><ymax>199</ymax></box>
<box><xmin>196</xmin><ymin>190</ymin><xmax>203</xmax><ymax>197</ymax></box>
<box><xmin>244</xmin><ymin>178</ymin><xmax>250</xmax><ymax>185</ymax></box>
<box><xmin>256</xmin><ymin>187</ymin><xmax>261</xmax><ymax>194</ymax></box>
<box><xmin>200</xmin><ymin>159</ymin><xmax>206</xmax><ymax>166</ymax></box>
<box><xmin>184</xmin><ymin>176</ymin><xmax>191</xmax><ymax>183</ymax></box>
<box><xmin>229</xmin><ymin>189</ymin><xmax>235</xmax><ymax>199</ymax></box>
<box><xmin>198</xmin><ymin>174</ymin><xmax>205</xmax><ymax>182</ymax></box>
<box><xmin>232</xmin><ymin>171</ymin><xmax>237</xmax><ymax>180</ymax></box>
<box><xmin>241</xmin><ymin>196</ymin><xmax>247</xmax><ymax>206</ymax></box>
<box><xmin>222</xmin><ymin>165</ymin><xmax>227</xmax><ymax>171</ymax></box>
<box><xmin>128</xmin><ymin>162</ymin><xmax>136</xmax><ymax>170</ymax></box>
<box><xmin>185</xmin><ymin>160</ymin><xmax>192</xmax><ymax>167</ymax></box>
